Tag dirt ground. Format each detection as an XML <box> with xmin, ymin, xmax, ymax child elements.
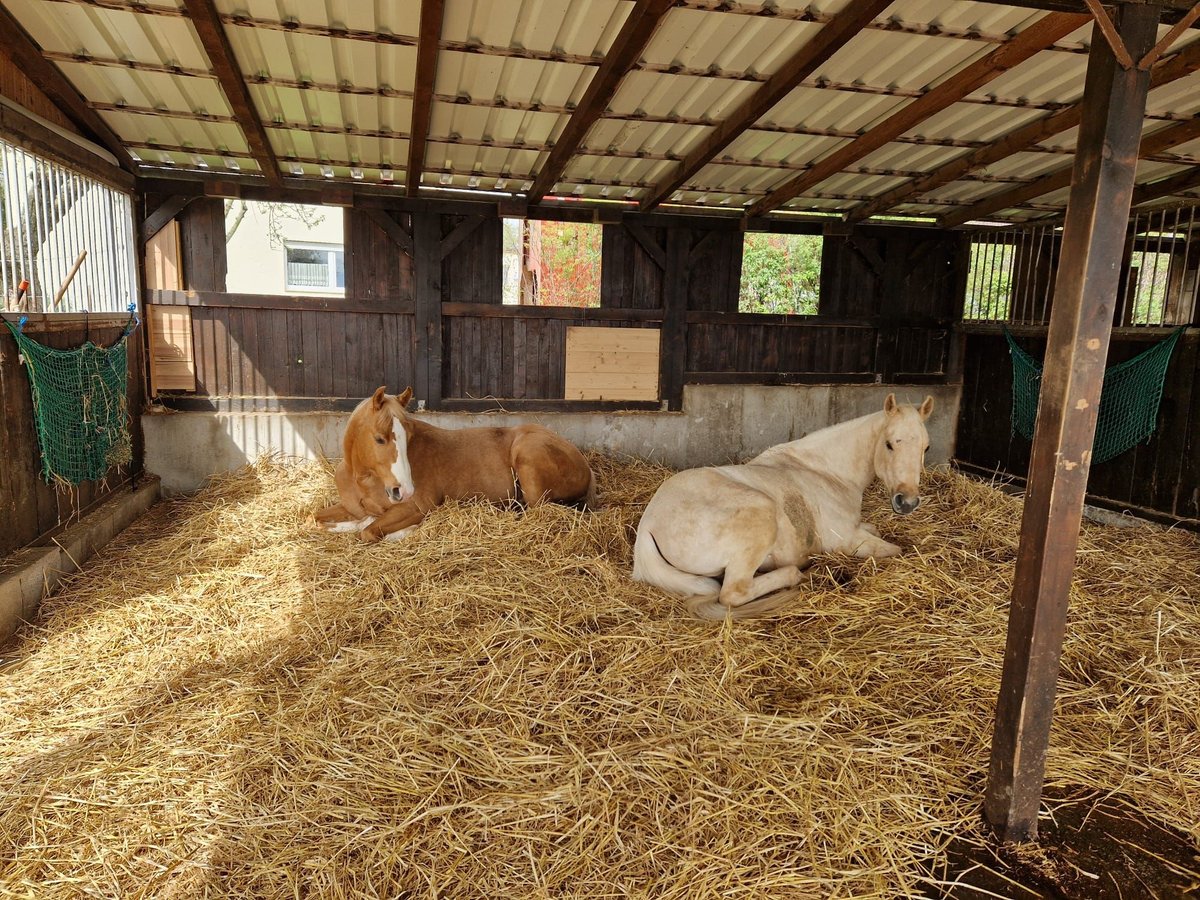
<box><xmin>933</xmin><ymin>787</ymin><xmax>1200</xmax><ymax>898</ymax></box>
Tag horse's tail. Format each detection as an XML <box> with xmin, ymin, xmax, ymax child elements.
<box><xmin>583</xmin><ymin>466</ymin><xmax>600</xmax><ymax>511</ymax></box>
<box><xmin>632</xmin><ymin>521</ymin><xmax>720</xmax><ymax>597</ymax></box>
<box><xmin>685</xmin><ymin>588</ymin><xmax>803</xmax><ymax>621</ymax></box>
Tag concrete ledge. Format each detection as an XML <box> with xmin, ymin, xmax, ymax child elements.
<box><xmin>0</xmin><ymin>476</ymin><xmax>161</xmax><ymax>647</ymax></box>
<box><xmin>145</xmin><ymin>383</ymin><xmax>962</xmax><ymax>494</ymax></box>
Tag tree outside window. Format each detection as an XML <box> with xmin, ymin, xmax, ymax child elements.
<box><xmin>738</xmin><ymin>233</ymin><xmax>822</xmax><ymax>315</ymax></box>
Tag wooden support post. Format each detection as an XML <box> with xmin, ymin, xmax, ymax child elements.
<box><xmin>660</xmin><ymin>229</ymin><xmax>690</xmax><ymax>410</ymax></box>
<box><xmin>984</xmin><ymin>1</ymin><xmax>1161</xmax><ymax>844</ymax></box>
<box><xmin>412</xmin><ymin>213</ymin><xmax>443</xmax><ymax>409</ymax></box>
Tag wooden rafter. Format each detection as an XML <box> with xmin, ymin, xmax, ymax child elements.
<box><xmin>639</xmin><ymin>0</ymin><xmax>894</xmax><ymax>211</ymax></box>
<box><xmin>181</xmin><ymin>0</ymin><xmax>282</xmax><ymax>186</ymax></box>
<box><xmin>1131</xmin><ymin>165</ymin><xmax>1200</xmax><ymax>206</ymax></box>
<box><xmin>0</xmin><ymin>4</ymin><xmax>135</xmax><ymax>171</ymax></box>
<box><xmin>744</xmin><ymin>11</ymin><xmax>1091</xmax><ymax>219</ymax></box>
<box><xmin>406</xmin><ymin>0</ymin><xmax>446</xmax><ymax>197</ymax></box>
<box><xmin>848</xmin><ymin>35</ymin><xmax>1200</xmax><ymax>222</ymax></box>
<box><xmin>941</xmin><ymin>113</ymin><xmax>1200</xmax><ymax>226</ymax></box>
<box><xmin>526</xmin><ymin>0</ymin><xmax>676</xmax><ymax>205</ymax></box>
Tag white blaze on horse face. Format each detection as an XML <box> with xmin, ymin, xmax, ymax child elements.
<box><xmin>389</xmin><ymin>416</ymin><xmax>415</xmax><ymax>502</ymax></box>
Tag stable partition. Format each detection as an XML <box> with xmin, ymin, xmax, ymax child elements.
<box><xmin>144</xmin><ymin>200</ymin><xmax>965</xmax><ymax>414</ymax></box>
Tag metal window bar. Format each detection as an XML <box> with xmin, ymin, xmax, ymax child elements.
<box><xmin>0</xmin><ymin>137</ymin><xmax>136</xmax><ymax>314</ymax></box>
<box><xmin>964</xmin><ymin>221</ymin><xmax>1065</xmax><ymax>326</ymax></box>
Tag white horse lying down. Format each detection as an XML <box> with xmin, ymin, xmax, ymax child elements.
<box><xmin>633</xmin><ymin>393</ymin><xmax>934</xmax><ymax>620</ymax></box>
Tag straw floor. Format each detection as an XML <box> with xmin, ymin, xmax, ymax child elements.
<box><xmin>0</xmin><ymin>455</ymin><xmax>1198</xmax><ymax>898</ymax></box>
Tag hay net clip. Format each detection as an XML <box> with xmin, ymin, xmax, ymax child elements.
<box><xmin>2</xmin><ymin>307</ymin><xmax>138</xmax><ymax>485</ymax></box>
<box><xmin>1004</xmin><ymin>326</ymin><xmax>1185</xmax><ymax>464</ymax></box>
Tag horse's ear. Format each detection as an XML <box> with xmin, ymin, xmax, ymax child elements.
<box><xmin>370</xmin><ymin>386</ymin><xmax>388</xmax><ymax>411</ymax></box>
<box><xmin>397</xmin><ymin>387</ymin><xmax>413</xmax><ymax>408</ymax></box>
<box><xmin>919</xmin><ymin>395</ymin><xmax>935</xmax><ymax>421</ymax></box>
<box><xmin>884</xmin><ymin>393</ymin><xmax>898</xmax><ymax>416</ymax></box>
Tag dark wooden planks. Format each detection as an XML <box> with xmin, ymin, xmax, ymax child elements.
<box><xmin>440</xmin><ymin>215</ymin><xmax>501</xmax><ymax>303</ymax></box>
<box><xmin>600</xmin><ymin>224</ymin><xmax>667</xmax><ymax>310</ymax></box>
<box><xmin>957</xmin><ymin>330</ymin><xmax>1200</xmax><ymax>526</ymax></box>
<box><xmin>178</xmin><ymin>198</ymin><xmax>228</xmax><ymax>292</ymax></box>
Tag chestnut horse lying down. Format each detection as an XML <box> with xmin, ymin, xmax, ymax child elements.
<box><xmin>633</xmin><ymin>394</ymin><xmax>934</xmax><ymax>620</ymax></box>
<box><xmin>315</xmin><ymin>386</ymin><xmax>595</xmax><ymax>542</ymax></box>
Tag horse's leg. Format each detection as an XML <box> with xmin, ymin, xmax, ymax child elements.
<box><xmin>361</xmin><ymin>500</ymin><xmax>427</xmax><ymax>543</ymax></box>
<box><xmin>313</xmin><ymin>502</ymin><xmax>376</xmax><ymax>533</ymax></box>
<box><xmin>716</xmin><ymin>516</ymin><xmax>804</xmax><ymax>608</ymax></box>
<box><xmin>848</xmin><ymin>529</ymin><xmax>901</xmax><ymax>558</ymax></box>
<box><xmin>860</xmin><ymin>522</ymin><xmax>880</xmax><ymax>537</ymax></box>
<box><xmin>719</xmin><ymin>561</ymin><xmax>803</xmax><ymax>609</ymax></box>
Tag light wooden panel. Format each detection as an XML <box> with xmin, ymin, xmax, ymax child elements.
<box><xmin>147</xmin><ymin>303</ymin><xmax>196</xmax><ymax>394</ymax></box>
<box><xmin>145</xmin><ymin>220</ymin><xmax>182</xmax><ymax>291</ymax></box>
<box><xmin>564</xmin><ymin>325</ymin><xmax>659</xmax><ymax>401</ymax></box>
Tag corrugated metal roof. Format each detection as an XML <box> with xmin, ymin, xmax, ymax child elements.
<box><xmin>3</xmin><ymin>0</ymin><xmax>1200</xmax><ymax>225</ymax></box>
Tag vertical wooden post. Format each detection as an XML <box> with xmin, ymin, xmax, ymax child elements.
<box><xmin>660</xmin><ymin>228</ymin><xmax>690</xmax><ymax>410</ymax></box>
<box><xmin>412</xmin><ymin>212</ymin><xmax>443</xmax><ymax>409</ymax></box>
<box><xmin>984</xmin><ymin>2</ymin><xmax>1161</xmax><ymax>844</ymax></box>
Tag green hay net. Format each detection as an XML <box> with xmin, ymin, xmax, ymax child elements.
<box><xmin>4</xmin><ymin>316</ymin><xmax>136</xmax><ymax>485</ymax></box>
<box><xmin>1005</xmin><ymin>327</ymin><xmax>1185</xmax><ymax>465</ymax></box>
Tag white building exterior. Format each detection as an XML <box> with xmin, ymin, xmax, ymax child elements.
<box><xmin>225</xmin><ymin>201</ymin><xmax>345</xmax><ymax>296</ymax></box>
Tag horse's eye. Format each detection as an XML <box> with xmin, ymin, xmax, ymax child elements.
<box><xmin>886</xmin><ymin>441</ymin><xmax>893</xmax><ymax>451</ymax></box>
<box><xmin>374</xmin><ymin>435</ymin><xmax>386</xmax><ymax>445</ymax></box>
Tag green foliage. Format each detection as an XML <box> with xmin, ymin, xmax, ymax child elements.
<box><xmin>738</xmin><ymin>234</ymin><xmax>821</xmax><ymax>315</ymax></box>
<box><xmin>537</xmin><ymin>221</ymin><xmax>602</xmax><ymax>307</ymax></box>
<box><xmin>1127</xmin><ymin>250</ymin><xmax>1171</xmax><ymax>325</ymax></box>
<box><xmin>964</xmin><ymin>242</ymin><xmax>1015</xmax><ymax>321</ymax></box>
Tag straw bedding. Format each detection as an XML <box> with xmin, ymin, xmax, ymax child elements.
<box><xmin>0</xmin><ymin>455</ymin><xmax>1197</xmax><ymax>898</ymax></box>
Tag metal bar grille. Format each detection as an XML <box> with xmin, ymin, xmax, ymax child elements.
<box><xmin>0</xmin><ymin>138</ymin><xmax>136</xmax><ymax>315</ymax></box>
<box><xmin>1119</xmin><ymin>204</ymin><xmax>1199</xmax><ymax>327</ymax></box>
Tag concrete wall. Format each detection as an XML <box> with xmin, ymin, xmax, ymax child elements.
<box><xmin>143</xmin><ymin>383</ymin><xmax>962</xmax><ymax>494</ymax></box>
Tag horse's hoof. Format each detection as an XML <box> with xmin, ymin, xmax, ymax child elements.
<box><xmin>360</xmin><ymin>526</ymin><xmax>384</xmax><ymax>544</ymax></box>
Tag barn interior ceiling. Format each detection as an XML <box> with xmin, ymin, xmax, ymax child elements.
<box><xmin>2</xmin><ymin>0</ymin><xmax>1199</xmax><ymax>225</ymax></box>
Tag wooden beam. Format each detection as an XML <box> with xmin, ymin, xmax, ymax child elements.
<box><xmin>1138</xmin><ymin>1</ymin><xmax>1200</xmax><ymax>67</ymax></box>
<box><xmin>625</xmin><ymin>222</ymin><xmax>668</xmax><ymax>270</ymax></box>
<box><xmin>180</xmin><ymin>0</ymin><xmax>282</xmax><ymax>186</ymax></box>
<box><xmin>526</xmin><ymin>0</ymin><xmax>676</xmax><ymax>204</ymax></box>
<box><xmin>745</xmin><ymin>11</ymin><xmax>1091</xmax><ymax>218</ymax></box>
<box><xmin>849</xmin><ymin>34</ymin><xmax>1200</xmax><ymax>222</ymax></box>
<box><xmin>942</xmin><ymin>112</ymin><xmax>1200</xmax><ymax>226</ymax></box>
<box><xmin>984</xmin><ymin>1</ymin><xmax>1161</xmax><ymax>844</ymax></box>
<box><xmin>1131</xmin><ymin>164</ymin><xmax>1200</xmax><ymax>205</ymax></box>
<box><xmin>0</xmin><ymin>4</ymin><xmax>135</xmax><ymax>172</ymax></box>
<box><xmin>439</xmin><ymin>216</ymin><xmax>485</xmax><ymax>260</ymax></box>
<box><xmin>639</xmin><ymin>0</ymin><xmax>894</xmax><ymax>211</ymax></box>
<box><xmin>0</xmin><ymin>98</ymin><xmax>134</xmax><ymax>191</ymax></box>
<box><xmin>659</xmin><ymin>229</ymin><xmax>691</xmax><ymax>410</ymax></box>
<box><xmin>412</xmin><ymin>212</ymin><xmax>443</xmax><ymax>407</ymax></box>
<box><xmin>406</xmin><ymin>0</ymin><xmax>446</xmax><ymax>197</ymax></box>
<box><xmin>364</xmin><ymin>209</ymin><xmax>414</xmax><ymax>257</ymax></box>
<box><xmin>141</xmin><ymin>195</ymin><xmax>196</xmax><ymax>243</ymax></box>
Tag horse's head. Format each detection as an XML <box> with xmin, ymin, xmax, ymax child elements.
<box><xmin>346</xmin><ymin>385</ymin><xmax>416</xmax><ymax>503</ymax></box>
<box><xmin>873</xmin><ymin>393</ymin><xmax>934</xmax><ymax>515</ymax></box>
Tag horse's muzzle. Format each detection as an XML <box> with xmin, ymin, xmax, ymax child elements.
<box><xmin>892</xmin><ymin>493</ymin><xmax>921</xmax><ymax>515</ymax></box>
<box><xmin>387</xmin><ymin>486</ymin><xmax>412</xmax><ymax>503</ymax></box>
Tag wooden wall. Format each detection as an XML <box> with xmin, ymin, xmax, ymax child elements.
<box><xmin>0</xmin><ymin>54</ymin><xmax>77</xmax><ymax>133</ymax></box>
<box><xmin>956</xmin><ymin>328</ymin><xmax>1200</xmax><ymax>524</ymax></box>
<box><xmin>153</xmin><ymin>204</ymin><xmax>964</xmax><ymax>412</ymax></box>
<box><xmin>0</xmin><ymin>314</ymin><xmax>145</xmax><ymax>557</ymax></box>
